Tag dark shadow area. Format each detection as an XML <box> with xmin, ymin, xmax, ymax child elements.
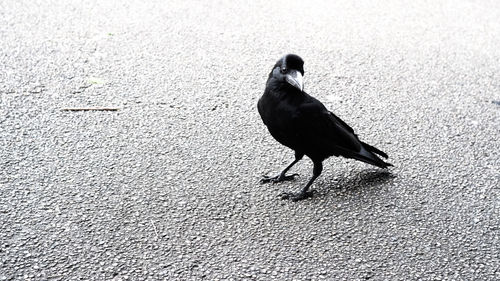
<box><xmin>320</xmin><ymin>169</ymin><xmax>396</xmax><ymax>197</ymax></box>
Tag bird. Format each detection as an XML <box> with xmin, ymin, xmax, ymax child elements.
<box><xmin>257</xmin><ymin>54</ymin><xmax>392</xmax><ymax>201</ymax></box>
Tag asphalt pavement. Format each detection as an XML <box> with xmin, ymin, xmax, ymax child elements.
<box><xmin>1</xmin><ymin>0</ymin><xmax>499</xmax><ymax>280</ymax></box>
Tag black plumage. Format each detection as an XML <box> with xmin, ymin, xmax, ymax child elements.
<box><xmin>258</xmin><ymin>54</ymin><xmax>392</xmax><ymax>201</ymax></box>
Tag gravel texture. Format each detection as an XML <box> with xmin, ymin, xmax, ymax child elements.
<box><xmin>1</xmin><ymin>0</ymin><xmax>499</xmax><ymax>280</ymax></box>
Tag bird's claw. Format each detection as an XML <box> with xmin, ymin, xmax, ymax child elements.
<box><xmin>260</xmin><ymin>173</ymin><xmax>299</xmax><ymax>184</ymax></box>
<box><xmin>280</xmin><ymin>190</ymin><xmax>314</xmax><ymax>201</ymax></box>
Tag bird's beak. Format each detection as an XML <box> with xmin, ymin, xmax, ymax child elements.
<box><xmin>285</xmin><ymin>70</ymin><xmax>304</xmax><ymax>92</ymax></box>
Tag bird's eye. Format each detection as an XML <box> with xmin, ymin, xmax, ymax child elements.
<box><xmin>281</xmin><ymin>68</ymin><xmax>287</xmax><ymax>73</ymax></box>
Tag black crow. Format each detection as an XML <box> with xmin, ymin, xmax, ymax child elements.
<box><xmin>258</xmin><ymin>54</ymin><xmax>392</xmax><ymax>201</ymax></box>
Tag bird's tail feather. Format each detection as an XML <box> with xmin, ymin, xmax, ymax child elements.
<box><xmin>350</xmin><ymin>152</ymin><xmax>393</xmax><ymax>169</ymax></box>
<box><xmin>337</xmin><ymin>144</ymin><xmax>393</xmax><ymax>169</ymax></box>
<box><xmin>361</xmin><ymin>141</ymin><xmax>389</xmax><ymax>159</ymax></box>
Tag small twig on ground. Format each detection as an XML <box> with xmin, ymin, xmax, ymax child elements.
<box><xmin>150</xmin><ymin>219</ymin><xmax>159</xmax><ymax>239</ymax></box>
<box><xmin>60</xmin><ymin>107</ymin><xmax>120</xmax><ymax>112</ymax></box>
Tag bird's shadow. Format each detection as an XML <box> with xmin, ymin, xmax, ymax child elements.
<box><xmin>320</xmin><ymin>169</ymin><xmax>396</xmax><ymax>197</ymax></box>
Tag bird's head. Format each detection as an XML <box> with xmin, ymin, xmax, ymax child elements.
<box><xmin>270</xmin><ymin>54</ymin><xmax>305</xmax><ymax>92</ymax></box>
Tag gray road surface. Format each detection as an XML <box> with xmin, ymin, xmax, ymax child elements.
<box><xmin>1</xmin><ymin>0</ymin><xmax>499</xmax><ymax>280</ymax></box>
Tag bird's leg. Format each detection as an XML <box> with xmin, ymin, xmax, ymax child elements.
<box><xmin>260</xmin><ymin>153</ymin><xmax>303</xmax><ymax>184</ymax></box>
<box><xmin>281</xmin><ymin>161</ymin><xmax>323</xmax><ymax>201</ymax></box>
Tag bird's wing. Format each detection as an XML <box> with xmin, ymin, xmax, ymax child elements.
<box><xmin>294</xmin><ymin>100</ymin><xmax>391</xmax><ymax>167</ymax></box>
<box><xmin>326</xmin><ymin>112</ymin><xmax>389</xmax><ymax>159</ymax></box>
<box><xmin>325</xmin><ymin>111</ymin><xmax>363</xmax><ymax>151</ymax></box>
<box><xmin>295</xmin><ymin>101</ymin><xmax>362</xmax><ymax>153</ymax></box>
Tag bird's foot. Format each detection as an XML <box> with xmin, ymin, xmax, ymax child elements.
<box><xmin>280</xmin><ymin>190</ymin><xmax>314</xmax><ymax>202</ymax></box>
<box><xmin>260</xmin><ymin>173</ymin><xmax>299</xmax><ymax>184</ymax></box>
